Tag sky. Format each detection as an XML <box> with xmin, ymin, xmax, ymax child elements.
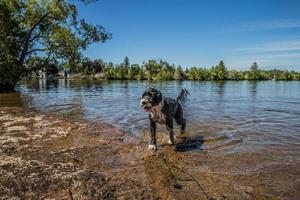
<box><xmin>75</xmin><ymin>0</ymin><xmax>300</xmax><ymax>70</ymax></box>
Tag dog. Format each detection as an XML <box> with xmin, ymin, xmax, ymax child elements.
<box><xmin>140</xmin><ymin>88</ymin><xmax>190</xmax><ymax>150</ymax></box>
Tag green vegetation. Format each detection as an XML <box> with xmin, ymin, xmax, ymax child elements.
<box><xmin>0</xmin><ymin>0</ymin><xmax>111</xmax><ymax>91</ymax></box>
<box><xmin>1</xmin><ymin>1</ymin><xmax>299</xmax><ymax>91</ymax></box>
<box><xmin>71</xmin><ymin>58</ymin><xmax>299</xmax><ymax>81</ymax></box>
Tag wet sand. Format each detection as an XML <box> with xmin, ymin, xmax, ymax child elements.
<box><xmin>0</xmin><ymin>107</ymin><xmax>299</xmax><ymax>200</ymax></box>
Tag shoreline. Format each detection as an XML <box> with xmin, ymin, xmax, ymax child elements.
<box><xmin>1</xmin><ymin>107</ymin><xmax>299</xmax><ymax>199</ymax></box>
<box><xmin>0</xmin><ymin>106</ymin><xmax>160</xmax><ymax>199</ymax></box>
<box><xmin>22</xmin><ymin>76</ymin><xmax>300</xmax><ymax>82</ymax></box>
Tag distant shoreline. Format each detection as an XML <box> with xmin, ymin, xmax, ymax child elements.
<box><xmin>24</xmin><ymin>75</ymin><xmax>300</xmax><ymax>81</ymax></box>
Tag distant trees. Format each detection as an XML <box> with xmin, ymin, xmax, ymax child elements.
<box><xmin>0</xmin><ymin>0</ymin><xmax>111</xmax><ymax>90</ymax></box>
<box><xmin>25</xmin><ymin>56</ymin><xmax>59</xmax><ymax>78</ymax></box>
<box><xmin>216</xmin><ymin>60</ymin><xmax>227</xmax><ymax>80</ymax></box>
<box><xmin>104</xmin><ymin>62</ymin><xmax>115</xmax><ymax>80</ymax></box>
<box><xmin>19</xmin><ymin>55</ymin><xmax>300</xmax><ymax>81</ymax></box>
<box><xmin>93</xmin><ymin>59</ymin><xmax>105</xmax><ymax>73</ymax></box>
<box><xmin>174</xmin><ymin>66</ymin><xmax>185</xmax><ymax>80</ymax></box>
<box><xmin>91</xmin><ymin>59</ymin><xmax>299</xmax><ymax>81</ymax></box>
<box><xmin>249</xmin><ymin>62</ymin><xmax>259</xmax><ymax>80</ymax></box>
<box><xmin>123</xmin><ymin>56</ymin><xmax>130</xmax><ymax>72</ymax></box>
<box><xmin>20</xmin><ymin>53</ymin><xmax>300</xmax><ymax>81</ymax></box>
<box><xmin>1</xmin><ymin>0</ymin><xmax>298</xmax><ymax>89</ymax></box>
<box><xmin>136</xmin><ymin>67</ymin><xmax>145</xmax><ymax>80</ymax></box>
<box><xmin>128</xmin><ymin>64</ymin><xmax>140</xmax><ymax>80</ymax></box>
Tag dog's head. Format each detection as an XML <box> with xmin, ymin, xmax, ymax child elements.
<box><xmin>140</xmin><ymin>88</ymin><xmax>162</xmax><ymax>112</ymax></box>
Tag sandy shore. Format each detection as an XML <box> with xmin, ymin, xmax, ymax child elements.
<box><xmin>1</xmin><ymin>107</ymin><xmax>299</xmax><ymax>199</ymax></box>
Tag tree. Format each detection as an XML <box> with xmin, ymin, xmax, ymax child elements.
<box><xmin>46</xmin><ymin>64</ymin><xmax>59</xmax><ymax>77</ymax></box>
<box><xmin>123</xmin><ymin>56</ymin><xmax>130</xmax><ymax>70</ymax></box>
<box><xmin>215</xmin><ymin>60</ymin><xmax>227</xmax><ymax>80</ymax></box>
<box><xmin>25</xmin><ymin>56</ymin><xmax>59</xmax><ymax>78</ymax></box>
<box><xmin>0</xmin><ymin>1</ymin><xmax>23</xmax><ymax>90</ymax></box>
<box><xmin>93</xmin><ymin>59</ymin><xmax>105</xmax><ymax>73</ymax></box>
<box><xmin>250</xmin><ymin>62</ymin><xmax>259</xmax><ymax>80</ymax></box>
<box><xmin>209</xmin><ymin>66</ymin><xmax>218</xmax><ymax>80</ymax></box>
<box><xmin>187</xmin><ymin>67</ymin><xmax>198</xmax><ymax>80</ymax></box>
<box><xmin>136</xmin><ymin>67</ymin><xmax>145</xmax><ymax>80</ymax></box>
<box><xmin>144</xmin><ymin>60</ymin><xmax>161</xmax><ymax>80</ymax></box>
<box><xmin>26</xmin><ymin>57</ymin><xmax>48</xmax><ymax>78</ymax></box>
<box><xmin>0</xmin><ymin>0</ymin><xmax>111</xmax><ymax>90</ymax></box>
<box><xmin>227</xmin><ymin>70</ymin><xmax>243</xmax><ymax>80</ymax></box>
<box><xmin>114</xmin><ymin>64</ymin><xmax>126</xmax><ymax>80</ymax></box>
<box><xmin>174</xmin><ymin>66</ymin><xmax>185</xmax><ymax>80</ymax></box>
<box><xmin>81</xmin><ymin>57</ymin><xmax>93</xmax><ymax>75</ymax></box>
<box><xmin>156</xmin><ymin>61</ymin><xmax>174</xmax><ymax>80</ymax></box>
<box><xmin>104</xmin><ymin>62</ymin><xmax>115</xmax><ymax>80</ymax></box>
<box><xmin>128</xmin><ymin>64</ymin><xmax>140</xmax><ymax>80</ymax></box>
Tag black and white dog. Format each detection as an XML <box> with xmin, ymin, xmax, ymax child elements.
<box><xmin>140</xmin><ymin>88</ymin><xmax>190</xmax><ymax>150</ymax></box>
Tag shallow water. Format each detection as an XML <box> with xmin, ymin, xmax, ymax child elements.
<box><xmin>1</xmin><ymin>80</ymin><xmax>300</xmax><ymax>158</ymax></box>
<box><xmin>1</xmin><ymin>79</ymin><xmax>300</xmax><ymax>198</ymax></box>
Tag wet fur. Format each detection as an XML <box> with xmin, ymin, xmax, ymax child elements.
<box><xmin>140</xmin><ymin>88</ymin><xmax>189</xmax><ymax>149</ymax></box>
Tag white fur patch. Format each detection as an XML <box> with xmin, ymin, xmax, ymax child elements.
<box><xmin>149</xmin><ymin>102</ymin><xmax>166</xmax><ymax>124</ymax></box>
<box><xmin>148</xmin><ymin>145</ymin><xmax>157</xmax><ymax>150</ymax></box>
<box><xmin>168</xmin><ymin>135</ymin><xmax>176</xmax><ymax>145</ymax></box>
<box><xmin>167</xmin><ymin>139</ymin><xmax>173</xmax><ymax>145</ymax></box>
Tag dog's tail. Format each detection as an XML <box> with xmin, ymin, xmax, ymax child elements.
<box><xmin>177</xmin><ymin>88</ymin><xmax>190</xmax><ymax>104</ymax></box>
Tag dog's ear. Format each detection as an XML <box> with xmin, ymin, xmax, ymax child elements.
<box><xmin>142</xmin><ymin>88</ymin><xmax>153</xmax><ymax>98</ymax></box>
<box><xmin>142</xmin><ymin>88</ymin><xmax>162</xmax><ymax>104</ymax></box>
<box><xmin>152</xmin><ymin>89</ymin><xmax>162</xmax><ymax>105</ymax></box>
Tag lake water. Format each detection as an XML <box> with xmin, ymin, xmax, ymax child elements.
<box><xmin>1</xmin><ymin>80</ymin><xmax>300</xmax><ymax>156</ymax></box>
<box><xmin>1</xmin><ymin>79</ymin><xmax>300</xmax><ymax>198</ymax></box>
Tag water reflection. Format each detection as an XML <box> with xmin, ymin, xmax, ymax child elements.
<box><xmin>215</xmin><ymin>81</ymin><xmax>225</xmax><ymax>97</ymax></box>
<box><xmin>0</xmin><ymin>80</ymin><xmax>298</xmax><ymax>156</ymax></box>
<box><xmin>58</xmin><ymin>79</ymin><xmax>70</xmax><ymax>88</ymax></box>
<box><xmin>0</xmin><ymin>92</ymin><xmax>25</xmax><ymax>107</ymax></box>
<box><xmin>25</xmin><ymin>79</ymin><xmax>61</xmax><ymax>90</ymax></box>
<box><xmin>249</xmin><ymin>81</ymin><xmax>257</xmax><ymax>99</ymax></box>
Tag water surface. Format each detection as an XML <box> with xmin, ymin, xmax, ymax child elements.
<box><xmin>1</xmin><ymin>80</ymin><xmax>300</xmax><ymax>160</ymax></box>
<box><xmin>1</xmin><ymin>79</ymin><xmax>300</xmax><ymax>198</ymax></box>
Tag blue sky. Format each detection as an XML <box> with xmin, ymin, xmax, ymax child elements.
<box><xmin>75</xmin><ymin>0</ymin><xmax>300</xmax><ymax>70</ymax></box>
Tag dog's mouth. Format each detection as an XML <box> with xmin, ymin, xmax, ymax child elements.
<box><xmin>140</xmin><ymin>99</ymin><xmax>152</xmax><ymax>112</ymax></box>
<box><xmin>142</xmin><ymin>105</ymin><xmax>151</xmax><ymax>112</ymax></box>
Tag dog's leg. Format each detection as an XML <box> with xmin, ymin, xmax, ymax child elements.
<box><xmin>180</xmin><ymin>118</ymin><xmax>186</xmax><ymax>135</ymax></box>
<box><xmin>148</xmin><ymin>115</ymin><xmax>157</xmax><ymax>150</ymax></box>
<box><xmin>166</xmin><ymin>116</ymin><xmax>175</xmax><ymax>145</ymax></box>
<box><xmin>175</xmin><ymin>104</ymin><xmax>186</xmax><ymax>134</ymax></box>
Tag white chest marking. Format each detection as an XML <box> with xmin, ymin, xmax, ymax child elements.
<box><xmin>150</xmin><ymin>102</ymin><xmax>166</xmax><ymax>124</ymax></box>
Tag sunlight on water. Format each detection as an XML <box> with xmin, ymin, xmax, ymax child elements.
<box><xmin>1</xmin><ymin>80</ymin><xmax>300</xmax><ymax>158</ymax></box>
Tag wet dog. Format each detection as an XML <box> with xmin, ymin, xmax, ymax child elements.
<box><xmin>140</xmin><ymin>88</ymin><xmax>189</xmax><ymax>150</ymax></box>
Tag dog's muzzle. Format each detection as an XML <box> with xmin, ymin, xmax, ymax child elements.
<box><xmin>140</xmin><ymin>99</ymin><xmax>152</xmax><ymax>111</ymax></box>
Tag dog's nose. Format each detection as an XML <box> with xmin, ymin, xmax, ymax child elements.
<box><xmin>141</xmin><ymin>101</ymin><xmax>146</xmax><ymax>105</ymax></box>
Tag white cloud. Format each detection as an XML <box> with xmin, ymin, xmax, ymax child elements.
<box><xmin>229</xmin><ymin>40</ymin><xmax>300</xmax><ymax>53</ymax></box>
<box><xmin>227</xmin><ymin>20</ymin><xmax>300</xmax><ymax>32</ymax></box>
<box><xmin>226</xmin><ymin>54</ymin><xmax>300</xmax><ymax>70</ymax></box>
<box><xmin>225</xmin><ymin>40</ymin><xmax>300</xmax><ymax>70</ymax></box>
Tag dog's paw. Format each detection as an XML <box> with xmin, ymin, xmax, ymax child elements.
<box><xmin>167</xmin><ymin>135</ymin><xmax>176</xmax><ymax>145</ymax></box>
<box><xmin>167</xmin><ymin>139</ymin><xmax>175</xmax><ymax>145</ymax></box>
<box><xmin>148</xmin><ymin>145</ymin><xmax>157</xmax><ymax>150</ymax></box>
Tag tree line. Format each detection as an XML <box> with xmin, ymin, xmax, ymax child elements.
<box><xmin>1</xmin><ymin>0</ymin><xmax>299</xmax><ymax>92</ymax></box>
<box><xmin>0</xmin><ymin>0</ymin><xmax>111</xmax><ymax>91</ymax></box>
<box><xmin>31</xmin><ymin>56</ymin><xmax>299</xmax><ymax>81</ymax></box>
